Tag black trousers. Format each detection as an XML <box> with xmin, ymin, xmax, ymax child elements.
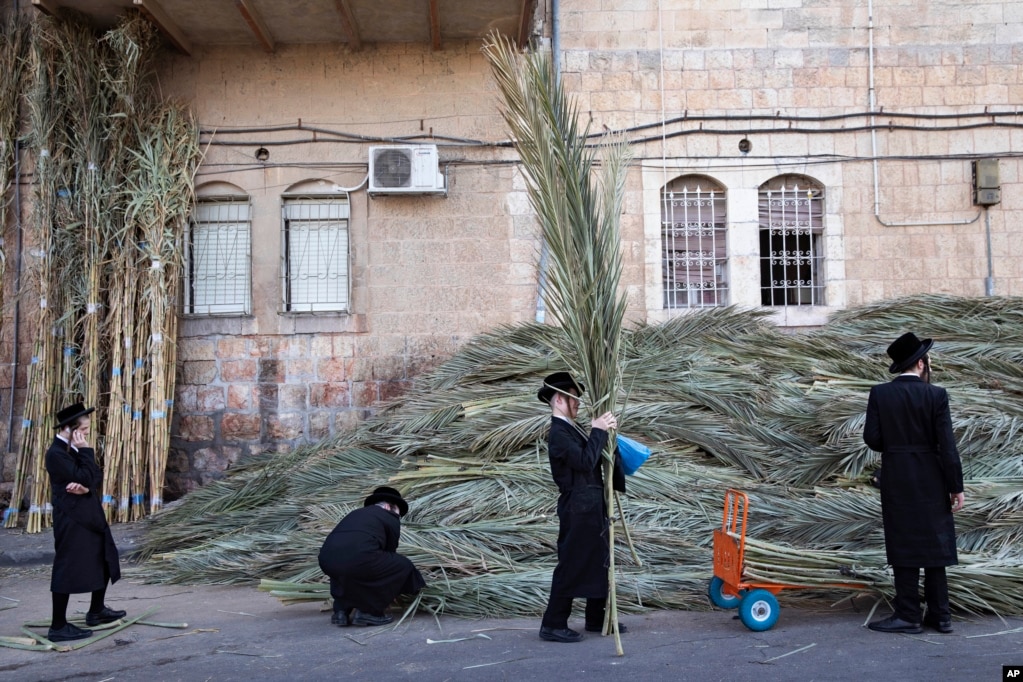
<box><xmin>541</xmin><ymin>596</ymin><xmax>607</xmax><ymax>630</ymax></box>
<box><xmin>893</xmin><ymin>565</ymin><xmax>949</xmax><ymax>623</ymax></box>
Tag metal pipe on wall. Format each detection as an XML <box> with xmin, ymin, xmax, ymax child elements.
<box><xmin>867</xmin><ymin>0</ymin><xmax>978</xmax><ymax>228</ymax></box>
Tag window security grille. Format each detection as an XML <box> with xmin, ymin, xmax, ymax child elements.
<box><xmin>183</xmin><ymin>200</ymin><xmax>251</xmax><ymax>315</ymax></box>
<box><xmin>282</xmin><ymin>198</ymin><xmax>350</xmax><ymax>313</ymax></box>
<box><xmin>662</xmin><ymin>179</ymin><xmax>728</xmax><ymax>308</ymax></box>
<box><xmin>759</xmin><ymin>178</ymin><xmax>825</xmax><ymax>306</ymax></box>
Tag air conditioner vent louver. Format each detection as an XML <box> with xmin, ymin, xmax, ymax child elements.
<box><xmin>368</xmin><ymin>145</ymin><xmax>446</xmax><ymax>195</ymax></box>
<box><xmin>373</xmin><ymin>149</ymin><xmax>413</xmax><ymax>188</ymax></box>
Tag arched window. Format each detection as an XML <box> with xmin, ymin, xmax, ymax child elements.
<box><xmin>184</xmin><ymin>183</ymin><xmax>251</xmax><ymax>315</ymax></box>
<box><xmin>281</xmin><ymin>181</ymin><xmax>350</xmax><ymax>313</ymax></box>
<box><xmin>661</xmin><ymin>176</ymin><xmax>728</xmax><ymax>308</ymax></box>
<box><xmin>758</xmin><ymin>175</ymin><xmax>825</xmax><ymax>306</ymax></box>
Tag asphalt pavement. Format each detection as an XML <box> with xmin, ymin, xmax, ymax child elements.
<box><xmin>1</xmin><ymin>524</ymin><xmax>1021</xmax><ymax>682</ymax></box>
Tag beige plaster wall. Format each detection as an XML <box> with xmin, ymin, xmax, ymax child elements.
<box><xmin>557</xmin><ymin>0</ymin><xmax>1023</xmax><ymax>324</ymax></box>
<box><xmin>156</xmin><ymin>42</ymin><xmax>552</xmax><ymax>495</ymax></box>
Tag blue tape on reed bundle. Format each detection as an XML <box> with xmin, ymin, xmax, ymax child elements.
<box><xmin>131</xmin><ymin>494</ymin><xmax>145</xmax><ymax>505</ymax></box>
<box><xmin>151</xmin><ymin>496</ymin><xmax>163</xmax><ymax>507</ymax></box>
<box><xmin>102</xmin><ymin>495</ymin><xmax>115</xmax><ymax>505</ymax></box>
<box><xmin>151</xmin><ymin>410</ymin><xmax>166</xmax><ymax>419</ymax></box>
<box><xmin>3</xmin><ymin>508</ymin><xmax>14</xmax><ymax>522</ymax></box>
<box><xmin>63</xmin><ymin>346</ymin><xmax>75</xmax><ymax>357</ymax></box>
<box><xmin>123</xmin><ymin>404</ymin><xmax>131</xmax><ymax>413</ymax></box>
<box><xmin>165</xmin><ymin>399</ymin><xmax>174</xmax><ymax>407</ymax></box>
<box><xmin>135</xmin><ymin>358</ymin><xmax>144</xmax><ymax>368</ymax></box>
<box><xmin>31</xmin><ymin>356</ymin><xmax>39</xmax><ymax>364</ymax></box>
<box><xmin>112</xmin><ymin>367</ymin><xmax>122</xmax><ymax>377</ymax></box>
<box><xmin>22</xmin><ymin>419</ymin><xmax>30</xmax><ymax>428</ymax></box>
<box><xmin>133</xmin><ymin>410</ymin><xmax>142</xmax><ymax>420</ymax></box>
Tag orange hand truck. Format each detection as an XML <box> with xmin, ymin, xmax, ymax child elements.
<box><xmin>710</xmin><ymin>488</ymin><xmax>863</xmax><ymax>631</ymax></box>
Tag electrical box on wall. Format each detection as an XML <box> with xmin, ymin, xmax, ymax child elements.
<box><xmin>972</xmin><ymin>158</ymin><xmax>1001</xmax><ymax>206</ymax></box>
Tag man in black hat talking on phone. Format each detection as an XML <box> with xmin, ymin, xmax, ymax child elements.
<box><xmin>318</xmin><ymin>486</ymin><xmax>425</xmax><ymax>627</ymax></box>
<box><xmin>45</xmin><ymin>403</ymin><xmax>125</xmax><ymax>642</ymax></box>
<box><xmin>864</xmin><ymin>333</ymin><xmax>965</xmax><ymax>635</ymax></box>
<box><xmin>536</xmin><ymin>372</ymin><xmax>626</xmax><ymax>643</ymax></box>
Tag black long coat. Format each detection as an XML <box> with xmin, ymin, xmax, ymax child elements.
<box><xmin>864</xmin><ymin>375</ymin><xmax>964</xmax><ymax>567</ymax></box>
<box><xmin>318</xmin><ymin>504</ymin><xmax>425</xmax><ymax>614</ymax></box>
<box><xmin>45</xmin><ymin>437</ymin><xmax>121</xmax><ymax>594</ymax></box>
<box><xmin>546</xmin><ymin>417</ymin><xmax>625</xmax><ymax>600</ymax></box>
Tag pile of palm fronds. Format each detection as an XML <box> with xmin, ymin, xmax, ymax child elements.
<box><xmin>137</xmin><ymin>294</ymin><xmax>1023</xmax><ymax>619</ymax></box>
<box><xmin>3</xmin><ymin>11</ymin><xmax>200</xmax><ymax>531</ymax></box>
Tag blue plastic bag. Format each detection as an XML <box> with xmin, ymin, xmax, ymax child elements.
<box><xmin>616</xmin><ymin>434</ymin><xmax>651</xmax><ymax>476</ymax></box>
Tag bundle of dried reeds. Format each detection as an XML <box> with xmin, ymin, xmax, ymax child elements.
<box><xmin>138</xmin><ymin>295</ymin><xmax>1023</xmax><ymax>622</ymax></box>
<box><xmin>3</xmin><ymin>13</ymin><xmax>198</xmax><ymax>530</ymax></box>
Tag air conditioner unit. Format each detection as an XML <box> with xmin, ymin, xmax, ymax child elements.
<box><xmin>368</xmin><ymin>145</ymin><xmax>446</xmax><ymax>195</ymax></box>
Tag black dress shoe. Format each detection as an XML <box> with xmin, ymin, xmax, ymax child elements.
<box><xmin>352</xmin><ymin>610</ymin><xmax>393</xmax><ymax>627</ymax></box>
<box><xmin>539</xmin><ymin>626</ymin><xmax>583</xmax><ymax>643</ymax></box>
<box><xmin>85</xmin><ymin>606</ymin><xmax>127</xmax><ymax>626</ymax></box>
<box><xmin>867</xmin><ymin>615</ymin><xmax>922</xmax><ymax>634</ymax></box>
<box><xmin>585</xmin><ymin>623</ymin><xmax>628</xmax><ymax>633</ymax></box>
<box><xmin>923</xmin><ymin>615</ymin><xmax>953</xmax><ymax>633</ymax></box>
<box><xmin>47</xmin><ymin>623</ymin><xmax>93</xmax><ymax>642</ymax></box>
<box><xmin>330</xmin><ymin>607</ymin><xmax>353</xmax><ymax>627</ymax></box>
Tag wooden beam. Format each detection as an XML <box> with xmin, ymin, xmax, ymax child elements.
<box><xmin>332</xmin><ymin>0</ymin><xmax>362</xmax><ymax>51</ymax></box>
<box><xmin>234</xmin><ymin>0</ymin><xmax>275</xmax><ymax>53</ymax></box>
<box><xmin>428</xmin><ymin>0</ymin><xmax>441</xmax><ymax>51</ymax></box>
<box><xmin>31</xmin><ymin>0</ymin><xmax>61</xmax><ymax>17</ymax></box>
<box><xmin>517</xmin><ymin>0</ymin><xmax>538</xmax><ymax>48</ymax></box>
<box><xmin>133</xmin><ymin>0</ymin><xmax>192</xmax><ymax>55</ymax></box>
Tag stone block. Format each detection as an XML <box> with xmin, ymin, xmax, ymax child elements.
<box><xmin>352</xmin><ymin>381</ymin><xmax>380</xmax><ymax>407</ymax></box>
<box><xmin>178</xmin><ymin>415</ymin><xmax>215</xmax><ymax>442</ymax></box>
<box><xmin>175</xmin><ymin>385</ymin><xmax>198</xmax><ymax>412</ymax></box>
<box><xmin>197</xmin><ymin>386</ymin><xmax>227</xmax><ymax>412</ymax></box>
<box><xmin>181</xmin><ymin>361</ymin><xmax>217</xmax><ymax>385</ymax></box>
<box><xmin>221</xmin><ymin>413</ymin><xmax>261</xmax><ymax>441</ymax></box>
<box><xmin>220</xmin><ymin>360</ymin><xmax>258</xmax><ymax>382</ymax></box>
<box><xmin>176</xmin><ymin>338</ymin><xmax>215</xmax><ymax>361</ymax></box>
<box><xmin>310</xmin><ymin>383</ymin><xmax>350</xmax><ymax>408</ymax></box>
<box><xmin>257</xmin><ymin>384</ymin><xmax>279</xmax><ymax>410</ymax></box>
<box><xmin>266</xmin><ymin>412</ymin><xmax>305</xmax><ymax>440</ymax></box>
<box><xmin>309</xmin><ymin>411</ymin><xmax>331</xmax><ymax>440</ymax></box>
<box><xmin>259</xmin><ymin>359</ymin><xmax>284</xmax><ymax>383</ymax></box>
<box><xmin>227</xmin><ymin>385</ymin><xmax>252</xmax><ymax>410</ymax></box>
<box><xmin>216</xmin><ymin>337</ymin><xmax>248</xmax><ymax>359</ymax></box>
<box><xmin>316</xmin><ymin>357</ymin><xmax>348</xmax><ymax>382</ymax></box>
<box><xmin>279</xmin><ymin>384</ymin><xmax>308</xmax><ymax>409</ymax></box>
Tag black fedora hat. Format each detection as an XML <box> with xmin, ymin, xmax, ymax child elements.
<box><xmin>537</xmin><ymin>371</ymin><xmax>584</xmax><ymax>404</ymax></box>
<box><xmin>887</xmin><ymin>332</ymin><xmax>933</xmax><ymax>374</ymax></box>
<box><xmin>55</xmin><ymin>403</ymin><xmax>95</xmax><ymax>429</ymax></box>
<box><xmin>364</xmin><ymin>486</ymin><xmax>409</xmax><ymax>517</ymax></box>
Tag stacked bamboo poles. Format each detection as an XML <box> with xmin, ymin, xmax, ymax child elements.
<box><xmin>124</xmin><ymin>105</ymin><xmax>200</xmax><ymax>514</ymax></box>
<box><xmin>0</xmin><ymin>14</ymin><xmax>29</xmax><ymax>528</ymax></box>
<box><xmin>483</xmin><ymin>35</ymin><xmax>633</xmax><ymax>652</ymax></box>
<box><xmin>5</xmin><ymin>13</ymin><xmax>198</xmax><ymax>530</ymax></box>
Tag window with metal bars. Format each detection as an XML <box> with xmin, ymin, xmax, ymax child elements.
<box><xmin>183</xmin><ymin>199</ymin><xmax>252</xmax><ymax>315</ymax></box>
<box><xmin>281</xmin><ymin>196</ymin><xmax>350</xmax><ymax>313</ymax></box>
<box><xmin>661</xmin><ymin>176</ymin><xmax>728</xmax><ymax>308</ymax></box>
<box><xmin>758</xmin><ymin>176</ymin><xmax>825</xmax><ymax>306</ymax></box>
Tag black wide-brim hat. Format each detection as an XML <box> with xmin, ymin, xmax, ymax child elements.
<box><xmin>537</xmin><ymin>371</ymin><xmax>584</xmax><ymax>404</ymax></box>
<box><xmin>364</xmin><ymin>486</ymin><xmax>409</xmax><ymax>517</ymax></box>
<box><xmin>887</xmin><ymin>332</ymin><xmax>933</xmax><ymax>373</ymax></box>
<box><xmin>55</xmin><ymin>402</ymin><xmax>96</xmax><ymax>429</ymax></box>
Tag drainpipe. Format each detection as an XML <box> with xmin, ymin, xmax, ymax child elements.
<box><xmin>984</xmin><ymin>207</ymin><xmax>994</xmax><ymax>296</ymax></box>
<box><xmin>535</xmin><ymin>0</ymin><xmax>560</xmax><ymax>323</ymax></box>
<box><xmin>867</xmin><ymin>0</ymin><xmax>979</xmax><ymax>228</ymax></box>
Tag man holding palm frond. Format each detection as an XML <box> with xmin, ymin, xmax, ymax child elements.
<box><xmin>537</xmin><ymin>373</ymin><xmax>626</xmax><ymax>643</ymax></box>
